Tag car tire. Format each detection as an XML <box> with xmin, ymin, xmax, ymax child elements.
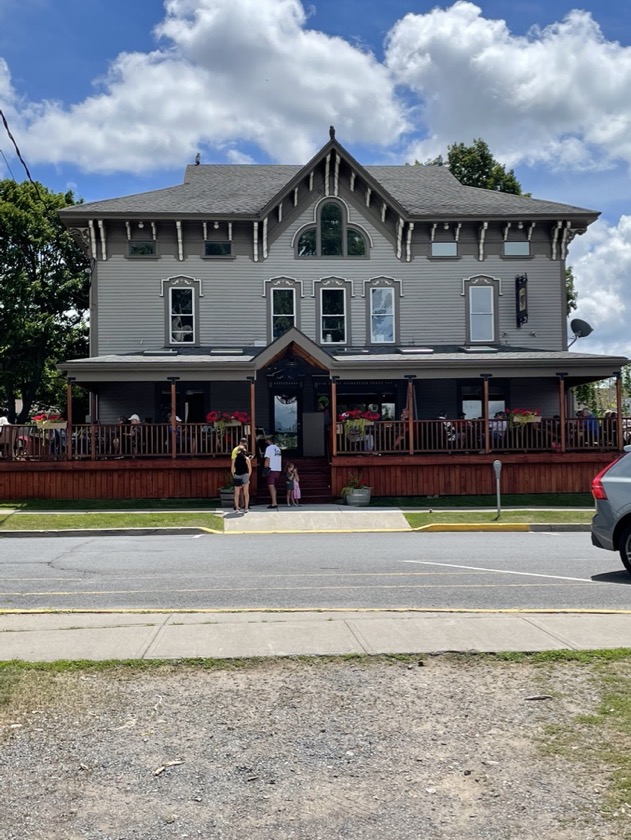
<box><xmin>619</xmin><ymin>524</ymin><xmax>631</xmax><ymax>575</ymax></box>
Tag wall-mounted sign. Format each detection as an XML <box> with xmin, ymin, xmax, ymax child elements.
<box><xmin>515</xmin><ymin>274</ymin><xmax>528</xmax><ymax>328</ymax></box>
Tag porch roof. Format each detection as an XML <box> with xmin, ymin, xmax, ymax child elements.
<box><xmin>59</xmin><ymin>339</ymin><xmax>628</xmax><ymax>384</ymax></box>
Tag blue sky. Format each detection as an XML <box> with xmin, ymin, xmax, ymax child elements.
<box><xmin>1</xmin><ymin>0</ymin><xmax>630</xmax><ymax>359</ymax></box>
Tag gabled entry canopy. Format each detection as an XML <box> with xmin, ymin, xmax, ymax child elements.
<box><xmin>253</xmin><ymin>327</ymin><xmax>333</xmax><ymax>373</ymax></box>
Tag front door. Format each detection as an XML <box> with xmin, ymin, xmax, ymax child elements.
<box><xmin>272</xmin><ymin>388</ymin><xmax>300</xmax><ymax>455</ymax></box>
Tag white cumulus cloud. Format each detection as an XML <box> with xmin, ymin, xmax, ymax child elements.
<box><xmin>386</xmin><ymin>1</ymin><xmax>631</xmax><ymax>173</ymax></box>
<box><xmin>568</xmin><ymin>218</ymin><xmax>631</xmax><ymax>358</ymax></box>
<box><xmin>5</xmin><ymin>0</ymin><xmax>406</xmax><ymax>173</ymax></box>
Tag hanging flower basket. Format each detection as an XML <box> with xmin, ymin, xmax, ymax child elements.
<box><xmin>206</xmin><ymin>410</ymin><xmax>251</xmax><ymax>436</ymax></box>
<box><xmin>509</xmin><ymin>408</ymin><xmax>541</xmax><ymax>426</ymax></box>
<box><xmin>338</xmin><ymin>409</ymin><xmax>380</xmax><ymax>440</ymax></box>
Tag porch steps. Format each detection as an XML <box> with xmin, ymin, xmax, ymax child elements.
<box><xmin>287</xmin><ymin>457</ymin><xmax>333</xmax><ymax>505</ymax></box>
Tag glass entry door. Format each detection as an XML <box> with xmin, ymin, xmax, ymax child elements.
<box><xmin>273</xmin><ymin>391</ymin><xmax>299</xmax><ymax>454</ymax></box>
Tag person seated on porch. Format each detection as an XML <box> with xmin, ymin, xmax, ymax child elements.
<box><xmin>578</xmin><ymin>407</ymin><xmax>600</xmax><ymax>445</ymax></box>
<box><xmin>455</xmin><ymin>412</ymin><xmax>475</xmax><ymax>451</ymax></box>
<box><xmin>0</xmin><ymin>411</ymin><xmax>10</xmax><ymax>458</ymax></box>
<box><xmin>126</xmin><ymin>414</ymin><xmax>143</xmax><ymax>456</ymax></box>
<box><xmin>438</xmin><ymin>413</ymin><xmax>457</xmax><ymax>449</ymax></box>
<box><xmin>393</xmin><ymin>408</ymin><xmax>410</xmax><ymax>449</ymax></box>
<box><xmin>602</xmin><ymin>410</ymin><xmax>618</xmax><ymax>447</ymax></box>
<box><xmin>49</xmin><ymin>413</ymin><xmax>67</xmax><ymax>459</ymax></box>
<box><xmin>166</xmin><ymin>412</ymin><xmax>182</xmax><ymax>453</ymax></box>
<box><xmin>489</xmin><ymin>411</ymin><xmax>507</xmax><ymax>444</ymax></box>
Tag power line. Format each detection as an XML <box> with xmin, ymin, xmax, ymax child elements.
<box><xmin>0</xmin><ymin>106</ymin><xmax>43</xmax><ymax>201</ymax></box>
<box><xmin>0</xmin><ymin>147</ymin><xmax>16</xmax><ymax>181</ymax></box>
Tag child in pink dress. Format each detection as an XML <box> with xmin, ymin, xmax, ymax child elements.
<box><xmin>292</xmin><ymin>465</ymin><xmax>301</xmax><ymax>506</ymax></box>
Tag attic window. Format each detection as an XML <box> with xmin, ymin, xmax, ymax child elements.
<box><xmin>503</xmin><ymin>241</ymin><xmax>530</xmax><ymax>256</ymax></box>
<box><xmin>129</xmin><ymin>241</ymin><xmax>157</xmax><ymax>257</ymax></box>
<box><xmin>204</xmin><ymin>241</ymin><xmax>232</xmax><ymax>257</ymax></box>
<box><xmin>296</xmin><ymin>201</ymin><xmax>367</xmax><ymax>258</ymax></box>
<box><xmin>431</xmin><ymin>242</ymin><xmax>457</xmax><ymax>257</ymax></box>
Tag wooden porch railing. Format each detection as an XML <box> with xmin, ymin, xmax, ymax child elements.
<box><xmin>335</xmin><ymin>417</ymin><xmax>631</xmax><ymax>456</ymax></box>
<box><xmin>0</xmin><ymin>417</ymin><xmax>629</xmax><ymax>463</ymax></box>
<box><xmin>0</xmin><ymin>422</ymin><xmax>249</xmax><ymax>462</ymax></box>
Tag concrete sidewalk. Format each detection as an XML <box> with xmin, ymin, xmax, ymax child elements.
<box><xmin>1</xmin><ymin>609</ymin><xmax>630</xmax><ymax>662</ymax></box>
<box><xmin>0</xmin><ymin>503</ymin><xmax>592</xmax><ymax>537</ymax></box>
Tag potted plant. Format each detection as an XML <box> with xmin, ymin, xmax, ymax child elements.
<box><xmin>341</xmin><ymin>471</ymin><xmax>372</xmax><ymax>506</ymax></box>
<box><xmin>218</xmin><ymin>471</ymin><xmax>235</xmax><ymax>507</ymax></box>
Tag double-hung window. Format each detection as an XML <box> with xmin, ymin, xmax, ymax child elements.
<box><xmin>320</xmin><ymin>287</ymin><xmax>346</xmax><ymax>344</ymax></box>
<box><xmin>169</xmin><ymin>287</ymin><xmax>195</xmax><ymax>344</ymax></box>
<box><xmin>271</xmin><ymin>287</ymin><xmax>296</xmax><ymax>339</ymax></box>
<box><xmin>370</xmin><ymin>286</ymin><xmax>395</xmax><ymax>344</ymax></box>
<box><xmin>162</xmin><ymin>276</ymin><xmax>201</xmax><ymax>346</ymax></box>
<box><xmin>468</xmin><ymin>284</ymin><xmax>495</xmax><ymax>343</ymax></box>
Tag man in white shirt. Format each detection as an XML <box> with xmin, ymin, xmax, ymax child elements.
<box><xmin>0</xmin><ymin>411</ymin><xmax>10</xmax><ymax>458</ymax></box>
<box><xmin>263</xmin><ymin>435</ymin><xmax>282</xmax><ymax>509</ymax></box>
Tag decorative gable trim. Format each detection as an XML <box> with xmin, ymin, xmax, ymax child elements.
<box><xmin>461</xmin><ymin>273</ymin><xmax>502</xmax><ymax>297</ymax></box>
<box><xmin>311</xmin><ymin>275</ymin><xmax>352</xmax><ymax>298</ymax></box>
<box><xmin>263</xmin><ymin>275</ymin><xmax>304</xmax><ymax>298</ymax></box>
<box><xmin>160</xmin><ymin>274</ymin><xmax>203</xmax><ymax>298</ymax></box>
<box><xmin>363</xmin><ymin>275</ymin><xmax>403</xmax><ymax>298</ymax></box>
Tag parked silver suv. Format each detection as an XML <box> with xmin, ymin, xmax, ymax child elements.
<box><xmin>591</xmin><ymin>446</ymin><xmax>631</xmax><ymax>574</ymax></box>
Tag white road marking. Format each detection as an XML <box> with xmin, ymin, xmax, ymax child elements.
<box><xmin>402</xmin><ymin>560</ymin><xmax>594</xmax><ymax>584</ymax></box>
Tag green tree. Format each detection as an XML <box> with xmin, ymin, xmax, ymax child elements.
<box><xmin>443</xmin><ymin>138</ymin><xmax>522</xmax><ymax>194</ymax></box>
<box><xmin>0</xmin><ymin>180</ymin><xmax>90</xmax><ymax>422</ymax></box>
<box><xmin>565</xmin><ymin>266</ymin><xmax>578</xmax><ymax>316</ymax></box>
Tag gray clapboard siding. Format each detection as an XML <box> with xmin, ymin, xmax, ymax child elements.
<box><xmin>95</xmin><ymin>195</ymin><xmax>566</xmax><ymax>354</ymax></box>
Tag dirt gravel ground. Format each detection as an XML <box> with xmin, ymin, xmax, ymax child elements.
<box><xmin>0</xmin><ymin>656</ymin><xmax>627</xmax><ymax>839</ymax></box>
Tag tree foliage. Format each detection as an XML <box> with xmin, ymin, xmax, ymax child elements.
<box><xmin>565</xmin><ymin>266</ymin><xmax>578</xmax><ymax>316</ymax></box>
<box><xmin>436</xmin><ymin>138</ymin><xmax>522</xmax><ymax>194</ymax></box>
<box><xmin>0</xmin><ymin>180</ymin><xmax>90</xmax><ymax>422</ymax></box>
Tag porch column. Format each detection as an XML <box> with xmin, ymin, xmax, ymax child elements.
<box><xmin>615</xmin><ymin>370</ymin><xmax>623</xmax><ymax>450</ymax></box>
<box><xmin>66</xmin><ymin>377</ymin><xmax>76</xmax><ymax>461</ymax></box>
<box><xmin>404</xmin><ymin>374</ymin><xmax>416</xmax><ymax>455</ymax></box>
<box><xmin>167</xmin><ymin>376</ymin><xmax>179</xmax><ymax>460</ymax></box>
<box><xmin>247</xmin><ymin>376</ymin><xmax>256</xmax><ymax>455</ymax></box>
<box><xmin>331</xmin><ymin>376</ymin><xmax>339</xmax><ymax>457</ymax></box>
<box><xmin>556</xmin><ymin>372</ymin><xmax>568</xmax><ymax>453</ymax></box>
<box><xmin>480</xmin><ymin>374</ymin><xmax>492</xmax><ymax>454</ymax></box>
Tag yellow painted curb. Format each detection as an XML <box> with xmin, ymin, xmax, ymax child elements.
<box><xmin>415</xmin><ymin>523</ymin><xmax>531</xmax><ymax>532</ymax></box>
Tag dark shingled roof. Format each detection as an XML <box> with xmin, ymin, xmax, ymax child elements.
<box><xmin>60</xmin><ymin>159</ymin><xmax>598</xmax><ymax>221</ymax></box>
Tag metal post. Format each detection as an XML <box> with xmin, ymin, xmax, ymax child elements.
<box><xmin>66</xmin><ymin>377</ymin><xmax>76</xmax><ymax>461</ymax></box>
<box><xmin>481</xmin><ymin>374</ymin><xmax>492</xmax><ymax>454</ymax></box>
<box><xmin>556</xmin><ymin>372</ymin><xmax>568</xmax><ymax>452</ymax></box>
<box><xmin>331</xmin><ymin>377</ymin><xmax>339</xmax><ymax>457</ymax></box>
<box><xmin>404</xmin><ymin>374</ymin><xmax>416</xmax><ymax>455</ymax></box>
<box><xmin>167</xmin><ymin>377</ymin><xmax>179</xmax><ymax>460</ymax></box>
<box><xmin>493</xmin><ymin>459</ymin><xmax>502</xmax><ymax>520</ymax></box>
<box><xmin>247</xmin><ymin>376</ymin><xmax>256</xmax><ymax>456</ymax></box>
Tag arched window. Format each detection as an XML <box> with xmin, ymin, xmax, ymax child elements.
<box><xmin>296</xmin><ymin>201</ymin><xmax>368</xmax><ymax>258</ymax></box>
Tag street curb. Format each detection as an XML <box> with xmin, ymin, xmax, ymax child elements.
<box><xmin>0</xmin><ymin>527</ymin><xmax>210</xmax><ymax>538</ymax></box>
<box><xmin>0</xmin><ymin>523</ymin><xmax>591</xmax><ymax>538</ymax></box>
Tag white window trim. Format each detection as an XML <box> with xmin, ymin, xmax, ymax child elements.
<box><xmin>369</xmin><ymin>285</ymin><xmax>395</xmax><ymax>344</ymax></box>
<box><xmin>270</xmin><ymin>286</ymin><xmax>297</xmax><ymax>339</ymax></box>
<box><xmin>319</xmin><ymin>285</ymin><xmax>347</xmax><ymax>345</ymax></box>
<box><xmin>169</xmin><ymin>286</ymin><xmax>196</xmax><ymax>345</ymax></box>
<box><xmin>161</xmin><ymin>276</ymin><xmax>202</xmax><ymax>346</ymax></box>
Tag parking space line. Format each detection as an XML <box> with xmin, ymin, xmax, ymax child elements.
<box><xmin>402</xmin><ymin>560</ymin><xmax>594</xmax><ymax>584</ymax></box>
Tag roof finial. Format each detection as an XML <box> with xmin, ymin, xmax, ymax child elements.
<box><xmin>329</xmin><ymin>125</ymin><xmax>336</xmax><ymax>140</ymax></box>
<box><xmin>194</xmin><ymin>152</ymin><xmax>201</xmax><ymax>165</ymax></box>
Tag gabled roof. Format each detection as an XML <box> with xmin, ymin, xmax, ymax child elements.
<box><xmin>59</xmin><ymin>138</ymin><xmax>598</xmax><ymax>223</ymax></box>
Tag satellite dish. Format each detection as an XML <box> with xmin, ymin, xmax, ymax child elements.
<box><xmin>568</xmin><ymin>318</ymin><xmax>594</xmax><ymax>347</ymax></box>
<box><xmin>570</xmin><ymin>318</ymin><xmax>593</xmax><ymax>338</ymax></box>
